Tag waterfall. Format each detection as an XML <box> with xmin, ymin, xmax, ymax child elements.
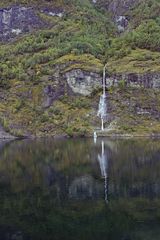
<box><xmin>98</xmin><ymin>141</ymin><xmax>108</xmax><ymax>203</ymax></box>
<box><xmin>97</xmin><ymin>65</ymin><xmax>107</xmax><ymax>131</ymax></box>
<box><xmin>94</xmin><ymin>131</ymin><xmax>97</xmax><ymax>144</ymax></box>
<box><xmin>103</xmin><ymin>64</ymin><xmax>106</xmax><ymax>96</ymax></box>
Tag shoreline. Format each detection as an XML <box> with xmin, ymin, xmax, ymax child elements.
<box><xmin>1</xmin><ymin>132</ymin><xmax>160</xmax><ymax>140</ymax></box>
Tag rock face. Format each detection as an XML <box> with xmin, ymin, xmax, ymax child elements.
<box><xmin>96</xmin><ymin>0</ymin><xmax>139</xmax><ymax>16</ymax></box>
<box><xmin>107</xmin><ymin>72</ymin><xmax>160</xmax><ymax>88</ymax></box>
<box><xmin>65</xmin><ymin>69</ymin><xmax>102</xmax><ymax>96</ymax></box>
<box><xmin>42</xmin><ymin>69</ymin><xmax>102</xmax><ymax>106</ymax></box>
<box><xmin>0</xmin><ymin>6</ymin><xmax>46</xmax><ymax>41</ymax></box>
<box><xmin>95</xmin><ymin>0</ymin><xmax>140</xmax><ymax>31</ymax></box>
<box><xmin>43</xmin><ymin>69</ymin><xmax>160</xmax><ymax>101</ymax></box>
<box><xmin>107</xmin><ymin>0</ymin><xmax>139</xmax><ymax>17</ymax></box>
<box><xmin>43</xmin><ymin>83</ymin><xmax>65</xmax><ymax>108</ymax></box>
<box><xmin>115</xmin><ymin>15</ymin><xmax>129</xmax><ymax>32</ymax></box>
<box><xmin>41</xmin><ymin>7</ymin><xmax>64</xmax><ymax>17</ymax></box>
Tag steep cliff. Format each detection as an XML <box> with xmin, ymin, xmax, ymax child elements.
<box><xmin>0</xmin><ymin>0</ymin><xmax>160</xmax><ymax>137</ymax></box>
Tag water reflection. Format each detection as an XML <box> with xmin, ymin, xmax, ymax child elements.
<box><xmin>1</xmin><ymin>138</ymin><xmax>160</xmax><ymax>199</ymax></box>
<box><xmin>0</xmin><ymin>138</ymin><xmax>160</xmax><ymax>239</ymax></box>
<box><xmin>97</xmin><ymin>141</ymin><xmax>108</xmax><ymax>203</ymax></box>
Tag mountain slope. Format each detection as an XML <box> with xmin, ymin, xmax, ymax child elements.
<box><xmin>0</xmin><ymin>0</ymin><xmax>160</xmax><ymax>137</ymax></box>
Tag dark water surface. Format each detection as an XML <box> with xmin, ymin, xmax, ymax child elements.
<box><xmin>0</xmin><ymin>138</ymin><xmax>160</xmax><ymax>240</ymax></box>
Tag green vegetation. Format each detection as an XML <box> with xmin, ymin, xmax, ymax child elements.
<box><xmin>0</xmin><ymin>0</ymin><xmax>114</xmax><ymax>136</ymax></box>
<box><xmin>107</xmin><ymin>20</ymin><xmax>160</xmax><ymax>61</ymax></box>
<box><xmin>106</xmin><ymin>87</ymin><xmax>160</xmax><ymax>135</ymax></box>
<box><xmin>107</xmin><ymin>49</ymin><xmax>160</xmax><ymax>73</ymax></box>
<box><xmin>0</xmin><ymin>0</ymin><xmax>160</xmax><ymax>136</ymax></box>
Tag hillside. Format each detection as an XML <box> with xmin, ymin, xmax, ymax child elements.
<box><xmin>0</xmin><ymin>0</ymin><xmax>160</xmax><ymax>137</ymax></box>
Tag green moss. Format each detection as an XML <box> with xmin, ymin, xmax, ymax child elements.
<box><xmin>107</xmin><ymin>49</ymin><xmax>160</xmax><ymax>74</ymax></box>
<box><xmin>0</xmin><ymin>0</ymin><xmax>67</xmax><ymax>8</ymax></box>
<box><xmin>53</xmin><ymin>54</ymin><xmax>103</xmax><ymax>73</ymax></box>
<box><xmin>105</xmin><ymin>87</ymin><xmax>160</xmax><ymax>136</ymax></box>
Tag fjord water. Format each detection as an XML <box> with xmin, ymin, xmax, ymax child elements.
<box><xmin>0</xmin><ymin>138</ymin><xmax>160</xmax><ymax>240</ymax></box>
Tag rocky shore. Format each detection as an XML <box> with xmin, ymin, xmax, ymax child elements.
<box><xmin>0</xmin><ymin>124</ymin><xmax>15</xmax><ymax>139</ymax></box>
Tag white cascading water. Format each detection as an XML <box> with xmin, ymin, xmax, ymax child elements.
<box><xmin>98</xmin><ymin>141</ymin><xmax>108</xmax><ymax>203</ymax></box>
<box><xmin>97</xmin><ymin>65</ymin><xmax>107</xmax><ymax>131</ymax></box>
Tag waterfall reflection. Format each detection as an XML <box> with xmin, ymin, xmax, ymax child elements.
<box><xmin>97</xmin><ymin>140</ymin><xmax>109</xmax><ymax>203</ymax></box>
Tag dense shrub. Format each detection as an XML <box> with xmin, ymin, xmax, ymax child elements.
<box><xmin>0</xmin><ymin>0</ymin><xmax>160</xmax><ymax>89</ymax></box>
<box><xmin>106</xmin><ymin>19</ymin><xmax>160</xmax><ymax>61</ymax></box>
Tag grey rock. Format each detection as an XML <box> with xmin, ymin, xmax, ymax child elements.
<box><xmin>0</xmin><ymin>6</ymin><xmax>46</xmax><ymax>41</ymax></box>
<box><xmin>43</xmin><ymin>84</ymin><xmax>65</xmax><ymax>108</ymax></box>
<box><xmin>45</xmin><ymin>68</ymin><xmax>160</xmax><ymax>101</ymax></box>
<box><xmin>95</xmin><ymin>0</ymin><xmax>139</xmax><ymax>31</ymax></box>
<box><xmin>41</xmin><ymin>7</ymin><xmax>64</xmax><ymax>17</ymax></box>
<box><xmin>107</xmin><ymin>72</ymin><xmax>160</xmax><ymax>88</ymax></box>
<box><xmin>42</xmin><ymin>67</ymin><xmax>160</xmax><ymax>105</ymax></box>
<box><xmin>116</xmin><ymin>15</ymin><xmax>129</xmax><ymax>32</ymax></box>
<box><xmin>65</xmin><ymin>69</ymin><xmax>102</xmax><ymax>96</ymax></box>
<box><xmin>107</xmin><ymin>0</ymin><xmax>139</xmax><ymax>17</ymax></box>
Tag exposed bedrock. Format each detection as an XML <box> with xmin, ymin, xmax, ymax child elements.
<box><xmin>107</xmin><ymin>0</ymin><xmax>139</xmax><ymax>16</ymax></box>
<box><xmin>0</xmin><ymin>6</ymin><xmax>46</xmax><ymax>41</ymax></box>
<box><xmin>94</xmin><ymin>0</ymin><xmax>140</xmax><ymax>31</ymax></box>
<box><xmin>0</xmin><ymin>5</ymin><xmax>64</xmax><ymax>41</ymax></box>
<box><xmin>107</xmin><ymin>72</ymin><xmax>160</xmax><ymax>88</ymax></box>
<box><xmin>43</xmin><ymin>70</ymin><xmax>160</xmax><ymax>100</ymax></box>
<box><xmin>65</xmin><ymin>69</ymin><xmax>102</xmax><ymax>96</ymax></box>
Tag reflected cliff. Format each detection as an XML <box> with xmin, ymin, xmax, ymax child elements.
<box><xmin>1</xmin><ymin>138</ymin><xmax>160</xmax><ymax>199</ymax></box>
<box><xmin>0</xmin><ymin>138</ymin><xmax>160</xmax><ymax>239</ymax></box>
